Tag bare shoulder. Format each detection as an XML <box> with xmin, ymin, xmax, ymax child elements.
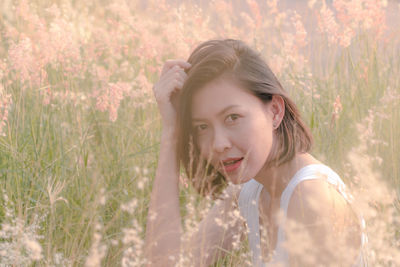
<box><xmin>287</xmin><ymin>178</ymin><xmax>349</xmax><ymax>224</ymax></box>
<box><xmin>285</xmin><ymin>176</ymin><xmax>362</xmax><ymax>265</ymax></box>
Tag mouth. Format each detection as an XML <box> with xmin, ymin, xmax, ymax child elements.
<box><xmin>220</xmin><ymin>157</ymin><xmax>244</xmax><ymax>173</ymax></box>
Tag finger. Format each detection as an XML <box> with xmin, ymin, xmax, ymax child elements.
<box><xmin>164</xmin><ymin>76</ymin><xmax>184</xmax><ymax>91</ymax></box>
<box><xmin>161</xmin><ymin>65</ymin><xmax>179</xmax><ymax>80</ymax></box>
<box><xmin>165</xmin><ymin>59</ymin><xmax>191</xmax><ymax>69</ymax></box>
<box><xmin>155</xmin><ymin>74</ymin><xmax>183</xmax><ymax>98</ymax></box>
<box><xmin>176</xmin><ymin>73</ymin><xmax>186</xmax><ymax>85</ymax></box>
<box><xmin>161</xmin><ymin>64</ymin><xmax>182</xmax><ymax>78</ymax></box>
<box><xmin>160</xmin><ymin>68</ymin><xmax>182</xmax><ymax>87</ymax></box>
<box><xmin>172</xmin><ymin>68</ymin><xmax>187</xmax><ymax>83</ymax></box>
<box><xmin>178</xmin><ymin>68</ymin><xmax>188</xmax><ymax>80</ymax></box>
<box><xmin>167</xmin><ymin>75</ymin><xmax>185</xmax><ymax>92</ymax></box>
<box><xmin>172</xmin><ymin>79</ymin><xmax>184</xmax><ymax>90</ymax></box>
<box><xmin>154</xmin><ymin>68</ymin><xmax>187</xmax><ymax>101</ymax></box>
<box><xmin>161</xmin><ymin>60</ymin><xmax>191</xmax><ymax>75</ymax></box>
<box><xmin>169</xmin><ymin>73</ymin><xmax>186</xmax><ymax>90</ymax></box>
<box><xmin>161</xmin><ymin>65</ymin><xmax>188</xmax><ymax>83</ymax></box>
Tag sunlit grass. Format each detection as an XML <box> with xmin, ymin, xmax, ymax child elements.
<box><xmin>0</xmin><ymin>0</ymin><xmax>398</xmax><ymax>266</ymax></box>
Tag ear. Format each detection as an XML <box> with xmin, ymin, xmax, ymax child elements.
<box><xmin>266</xmin><ymin>95</ymin><xmax>285</xmax><ymax>129</ymax></box>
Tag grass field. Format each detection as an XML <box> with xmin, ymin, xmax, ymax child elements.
<box><xmin>0</xmin><ymin>0</ymin><xmax>399</xmax><ymax>266</ymax></box>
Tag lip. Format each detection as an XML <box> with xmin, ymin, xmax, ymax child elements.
<box><xmin>220</xmin><ymin>157</ymin><xmax>243</xmax><ymax>173</ymax></box>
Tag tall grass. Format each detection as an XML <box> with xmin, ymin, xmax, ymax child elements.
<box><xmin>0</xmin><ymin>0</ymin><xmax>398</xmax><ymax>266</ymax></box>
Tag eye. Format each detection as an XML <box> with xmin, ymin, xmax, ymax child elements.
<box><xmin>194</xmin><ymin>124</ymin><xmax>208</xmax><ymax>133</ymax></box>
<box><xmin>225</xmin><ymin>114</ymin><xmax>240</xmax><ymax>124</ymax></box>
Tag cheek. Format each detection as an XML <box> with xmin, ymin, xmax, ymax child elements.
<box><xmin>248</xmin><ymin>119</ymin><xmax>273</xmax><ymax>161</ymax></box>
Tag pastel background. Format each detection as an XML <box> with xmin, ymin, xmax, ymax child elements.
<box><xmin>0</xmin><ymin>0</ymin><xmax>399</xmax><ymax>266</ymax></box>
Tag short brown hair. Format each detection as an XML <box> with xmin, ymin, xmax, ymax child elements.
<box><xmin>177</xmin><ymin>39</ymin><xmax>312</xmax><ymax>197</ymax></box>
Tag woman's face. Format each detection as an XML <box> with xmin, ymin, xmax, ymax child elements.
<box><xmin>191</xmin><ymin>77</ymin><xmax>276</xmax><ymax>184</ymax></box>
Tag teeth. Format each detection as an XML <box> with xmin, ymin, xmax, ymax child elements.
<box><xmin>223</xmin><ymin>158</ymin><xmax>241</xmax><ymax>166</ymax></box>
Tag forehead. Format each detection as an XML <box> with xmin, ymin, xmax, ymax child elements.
<box><xmin>191</xmin><ymin>77</ymin><xmax>262</xmax><ymax>118</ymax></box>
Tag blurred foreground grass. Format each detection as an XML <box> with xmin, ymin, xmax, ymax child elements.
<box><xmin>0</xmin><ymin>0</ymin><xmax>399</xmax><ymax>266</ymax></box>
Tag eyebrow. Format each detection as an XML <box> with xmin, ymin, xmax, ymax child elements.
<box><xmin>192</xmin><ymin>105</ymin><xmax>241</xmax><ymax>122</ymax></box>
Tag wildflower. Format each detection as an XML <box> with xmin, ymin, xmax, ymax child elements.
<box><xmin>240</xmin><ymin>12</ymin><xmax>256</xmax><ymax>30</ymax></box>
<box><xmin>308</xmin><ymin>0</ymin><xmax>317</xmax><ymax>9</ymax></box>
<box><xmin>95</xmin><ymin>82</ymin><xmax>131</xmax><ymax>122</ymax></box>
<box><xmin>47</xmin><ymin>177</ymin><xmax>68</xmax><ymax>207</ymax></box>
<box><xmin>179</xmin><ymin>176</ymin><xmax>189</xmax><ymax>189</ymax></box>
<box><xmin>85</xmin><ymin>223</ymin><xmax>107</xmax><ymax>267</ymax></box>
<box><xmin>137</xmin><ymin>180</ymin><xmax>145</xmax><ymax>190</ymax></box>
<box><xmin>121</xmin><ymin>199</ymin><xmax>138</xmax><ymax>214</ymax></box>
<box><xmin>338</xmin><ymin>27</ymin><xmax>355</xmax><ymax>47</ymax></box>
<box><xmin>333</xmin><ymin>95</ymin><xmax>342</xmax><ymax>115</ymax></box>
<box><xmin>317</xmin><ymin>4</ymin><xmax>339</xmax><ymax>45</ymax></box>
<box><xmin>8</xmin><ymin>37</ymin><xmax>39</xmax><ymax>87</ymax></box>
<box><xmin>333</xmin><ymin>0</ymin><xmax>387</xmax><ymax>37</ymax></box>
<box><xmin>247</xmin><ymin>0</ymin><xmax>262</xmax><ymax>28</ymax></box>
<box><xmin>0</xmin><ymin>84</ymin><xmax>12</xmax><ymax>136</ymax></box>
<box><xmin>0</xmin><ymin>192</ymin><xmax>43</xmax><ymax>265</ymax></box>
<box><xmin>331</xmin><ymin>95</ymin><xmax>343</xmax><ymax>126</ymax></box>
<box><xmin>121</xmin><ymin>219</ymin><xmax>146</xmax><ymax>266</ymax></box>
<box><xmin>267</xmin><ymin>0</ymin><xmax>279</xmax><ymax>15</ymax></box>
<box><xmin>23</xmin><ymin>238</ymin><xmax>43</xmax><ymax>261</ymax></box>
<box><xmin>99</xmin><ymin>188</ymin><xmax>107</xmax><ymax>206</ymax></box>
<box><xmin>292</xmin><ymin>12</ymin><xmax>308</xmax><ymax>48</ymax></box>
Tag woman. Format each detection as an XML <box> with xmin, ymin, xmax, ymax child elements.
<box><xmin>145</xmin><ymin>39</ymin><xmax>367</xmax><ymax>266</ymax></box>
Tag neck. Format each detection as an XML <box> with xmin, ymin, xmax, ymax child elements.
<box><xmin>254</xmin><ymin>153</ymin><xmax>320</xmax><ymax>200</ymax></box>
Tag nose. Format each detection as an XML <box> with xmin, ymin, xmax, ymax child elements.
<box><xmin>212</xmin><ymin>127</ymin><xmax>231</xmax><ymax>154</ymax></box>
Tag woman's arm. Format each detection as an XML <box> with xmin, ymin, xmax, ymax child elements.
<box><xmin>144</xmin><ymin>59</ymin><xmax>189</xmax><ymax>266</ymax></box>
<box><xmin>144</xmin><ymin>129</ymin><xmax>181</xmax><ymax>266</ymax></box>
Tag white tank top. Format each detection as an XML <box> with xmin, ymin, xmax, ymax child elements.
<box><xmin>238</xmin><ymin>164</ymin><xmax>368</xmax><ymax>267</ymax></box>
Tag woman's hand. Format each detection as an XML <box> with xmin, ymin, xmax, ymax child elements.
<box><xmin>152</xmin><ymin>60</ymin><xmax>191</xmax><ymax>132</ymax></box>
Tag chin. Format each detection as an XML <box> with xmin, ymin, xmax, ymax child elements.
<box><xmin>225</xmin><ymin>174</ymin><xmax>252</xmax><ymax>185</ymax></box>
<box><xmin>217</xmin><ymin>162</ymin><xmax>253</xmax><ymax>185</ymax></box>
